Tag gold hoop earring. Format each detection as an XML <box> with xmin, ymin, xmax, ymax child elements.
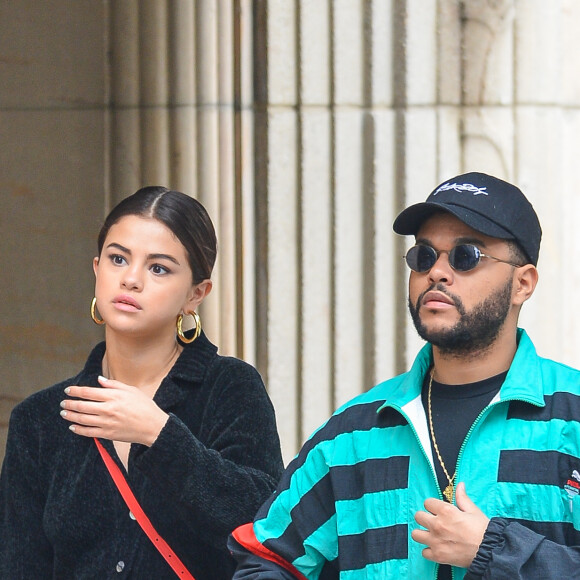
<box><xmin>177</xmin><ymin>311</ymin><xmax>201</xmax><ymax>344</ymax></box>
<box><xmin>90</xmin><ymin>297</ymin><xmax>105</xmax><ymax>325</ymax></box>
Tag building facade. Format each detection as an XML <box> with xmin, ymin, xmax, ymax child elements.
<box><xmin>1</xmin><ymin>0</ymin><xmax>580</xmax><ymax>462</ymax></box>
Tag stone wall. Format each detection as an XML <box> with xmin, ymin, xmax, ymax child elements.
<box><xmin>1</xmin><ymin>1</ymin><xmax>580</xmax><ymax>463</ymax></box>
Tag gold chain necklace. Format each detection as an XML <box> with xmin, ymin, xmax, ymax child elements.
<box><xmin>427</xmin><ymin>370</ymin><xmax>456</xmax><ymax>502</ymax></box>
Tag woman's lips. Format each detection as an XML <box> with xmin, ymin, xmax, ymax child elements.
<box><xmin>113</xmin><ymin>295</ymin><xmax>142</xmax><ymax>311</ymax></box>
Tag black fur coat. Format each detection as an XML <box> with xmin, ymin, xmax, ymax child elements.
<box><xmin>0</xmin><ymin>332</ymin><xmax>283</xmax><ymax>579</ymax></box>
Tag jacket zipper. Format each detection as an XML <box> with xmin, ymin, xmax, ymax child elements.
<box><xmin>387</xmin><ymin>404</ymin><xmax>444</xmax><ymax>580</ymax></box>
<box><xmin>450</xmin><ymin>396</ymin><xmax>543</xmax><ymax>580</ymax></box>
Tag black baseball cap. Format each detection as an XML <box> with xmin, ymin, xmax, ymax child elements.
<box><xmin>392</xmin><ymin>172</ymin><xmax>542</xmax><ymax>266</ymax></box>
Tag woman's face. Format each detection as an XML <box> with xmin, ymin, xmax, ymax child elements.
<box><xmin>93</xmin><ymin>215</ymin><xmax>210</xmax><ymax>339</ymax></box>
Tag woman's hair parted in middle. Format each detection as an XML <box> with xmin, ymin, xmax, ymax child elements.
<box><xmin>97</xmin><ymin>186</ymin><xmax>217</xmax><ymax>284</ymax></box>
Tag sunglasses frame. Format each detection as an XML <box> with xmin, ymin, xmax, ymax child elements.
<box><xmin>404</xmin><ymin>243</ymin><xmax>524</xmax><ymax>273</ymax></box>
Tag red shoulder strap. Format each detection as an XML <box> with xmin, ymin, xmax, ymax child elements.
<box><xmin>94</xmin><ymin>438</ymin><xmax>195</xmax><ymax>580</ymax></box>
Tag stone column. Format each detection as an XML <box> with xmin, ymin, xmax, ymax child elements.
<box><xmin>108</xmin><ymin>0</ymin><xmax>245</xmax><ymax>355</ymax></box>
<box><xmin>255</xmin><ymin>0</ymin><xmax>401</xmax><ymax>460</ymax></box>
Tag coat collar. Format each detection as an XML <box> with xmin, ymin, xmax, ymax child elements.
<box><xmin>377</xmin><ymin>328</ymin><xmax>545</xmax><ymax>413</ymax></box>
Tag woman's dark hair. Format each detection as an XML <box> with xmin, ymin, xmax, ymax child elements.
<box><xmin>97</xmin><ymin>186</ymin><xmax>217</xmax><ymax>283</ymax></box>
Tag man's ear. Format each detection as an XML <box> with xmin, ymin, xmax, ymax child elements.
<box><xmin>185</xmin><ymin>279</ymin><xmax>213</xmax><ymax>312</ymax></box>
<box><xmin>512</xmin><ymin>264</ymin><xmax>538</xmax><ymax>306</ymax></box>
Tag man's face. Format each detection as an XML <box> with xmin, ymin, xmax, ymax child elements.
<box><xmin>407</xmin><ymin>213</ymin><xmax>518</xmax><ymax>356</ymax></box>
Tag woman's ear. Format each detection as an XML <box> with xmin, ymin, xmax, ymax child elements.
<box><xmin>512</xmin><ymin>264</ymin><xmax>538</xmax><ymax>306</ymax></box>
<box><xmin>185</xmin><ymin>279</ymin><xmax>213</xmax><ymax>312</ymax></box>
<box><xmin>93</xmin><ymin>256</ymin><xmax>99</xmax><ymax>277</ymax></box>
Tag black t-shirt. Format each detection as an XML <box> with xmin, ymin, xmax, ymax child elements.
<box><xmin>420</xmin><ymin>370</ymin><xmax>506</xmax><ymax>580</ymax></box>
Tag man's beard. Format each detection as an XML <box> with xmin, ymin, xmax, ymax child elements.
<box><xmin>408</xmin><ymin>278</ymin><xmax>513</xmax><ymax>357</ymax></box>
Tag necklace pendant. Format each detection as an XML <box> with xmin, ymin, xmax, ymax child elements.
<box><xmin>443</xmin><ymin>483</ymin><xmax>454</xmax><ymax>503</ymax></box>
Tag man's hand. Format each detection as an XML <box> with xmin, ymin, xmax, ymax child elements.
<box><xmin>412</xmin><ymin>482</ymin><xmax>490</xmax><ymax>568</ymax></box>
<box><xmin>60</xmin><ymin>376</ymin><xmax>169</xmax><ymax>446</ymax></box>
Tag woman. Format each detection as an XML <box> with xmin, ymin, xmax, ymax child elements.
<box><xmin>0</xmin><ymin>186</ymin><xmax>284</xmax><ymax>579</ymax></box>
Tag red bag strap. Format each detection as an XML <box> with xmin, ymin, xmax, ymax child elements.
<box><xmin>94</xmin><ymin>438</ymin><xmax>195</xmax><ymax>580</ymax></box>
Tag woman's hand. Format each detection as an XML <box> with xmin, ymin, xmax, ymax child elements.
<box><xmin>412</xmin><ymin>482</ymin><xmax>490</xmax><ymax>568</ymax></box>
<box><xmin>60</xmin><ymin>376</ymin><xmax>169</xmax><ymax>446</ymax></box>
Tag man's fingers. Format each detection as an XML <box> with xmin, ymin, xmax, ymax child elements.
<box><xmin>423</xmin><ymin>497</ymin><xmax>451</xmax><ymax>515</ymax></box>
<box><xmin>411</xmin><ymin>527</ymin><xmax>430</xmax><ymax>545</ymax></box>
<box><xmin>455</xmin><ymin>482</ymin><xmax>478</xmax><ymax>513</ymax></box>
<box><xmin>414</xmin><ymin>509</ymin><xmax>436</xmax><ymax>528</ymax></box>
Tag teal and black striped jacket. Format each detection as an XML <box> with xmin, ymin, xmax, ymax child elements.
<box><xmin>231</xmin><ymin>329</ymin><xmax>580</xmax><ymax>579</ymax></box>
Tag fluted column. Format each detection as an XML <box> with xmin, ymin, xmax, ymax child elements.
<box><xmin>169</xmin><ymin>0</ymin><xmax>197</xmax><ymax>193</ymax></box>
<box><xmin>235</xmin><ymin>0</ymin><xmax>257</xmax><ymax>364</ymax></box>
<box><xmin>109</xmin><ymin>0</ymin><xmax>141</xmax><ymax>206</ymax></box>
<box><xmin>103</xmin><ymin>0</ymin><xmax>580</xmax><ymax>464</ymax></box>
<box><xmin>108</xmin><ymin>0</ymin><xmax>242</xmax><ymax>354</ymax></box>
<box><xmin>256</xmin><ymin>0</ymin><xmax>401</xmax><ymax>460</ymax></box>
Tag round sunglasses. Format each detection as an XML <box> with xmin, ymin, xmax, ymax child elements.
<box><xmin>404</xmin><ymin>244</ymin><xmax>524</xmax><ymax>273</ymax></box>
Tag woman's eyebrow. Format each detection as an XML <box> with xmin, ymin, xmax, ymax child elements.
<box><xmin>106</xmin><ymin>242</ymin><xmax>130</xmax><ymax>253</ymax></box>
<box><xmin>106</xmin><ymin>243</ymin><xmax>180</xmax><ymax>265</ymax></box>
<box><xmin>147</xmin><ymin>253</ymin><xmax>180</xmax><ymax>265</ymax></box>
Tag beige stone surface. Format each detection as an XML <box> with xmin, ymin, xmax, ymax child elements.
<box><xmin>0</xmin><ymin>1</ymin><xmax>105</xmax><ymax>108</ymax></box>
<box><xmin>369</xmin><ymin>0</ymin><xmax>393</xmax><ymax>106</ymax></box>
<box><xmin>406</xmin><ymin>0</ymin><xmax>437</xmax><ymax>105</ymax></box>
<box><xmin>2</xmin><ymin>1</ymin><xmax>580</xmax><ymax>466</ymax></box>
<box><xmin>462</xmin><ymin>107</ymin><xmax>515</xmax><ymax>176</ymax></box>
<box><xmin>558</xmin><ymin>108</ymin><xmax>580</xmax><ymax>364</ymax></box>
<box><xmin>516</xmin><ymin>106</ymin><xmax>567</xmax><ymax>363</ymax></box>
<box><xmin>333</xmin><ymin>110</ymin><xmax>365</xmax><ymax>411</ymax></box>
<box><xmin>0</xmin><ymin>109</ymin><xmax>105</xmax><ymax>398</ymax></box>
<box><xmin>436</xmin><ymin>107</ymin><xmax>462</xmax><ymax>179</ymax></box>
<box><xmin>267</xmin><ymin>0</ymin><xmax>297</xmax><ymax>105</ymax></box>
<box><xmin>300</xmin><ymin>109</ymin><xmax>333</xmax><ymax>440</ymax></box>
<box><xmin>560</xmin><ymin>0</ymin><xmax>580</xmax><ymax>104</ymax></box>
<box><xmin>0</xmin><ymin>2</ymin><xmax>107</xmax><ymax>464</ymax></box>
<box><xmin>437</xmin><ymin>0</ymin><xmax>461</xmax><ymax>105</ymax></box>
<box><xmin>299</xmin><ymin>0</ymin><xmax>331</xmax><ymax>105</ymax></box>
<box><xmin>333</xmin><ymin>0</ymin><xmax>363</xmax><ymax>105</ymax></box>
<box><xmin>265</xmin><ymin>110</ymin><xmax>300</xmax><ymax>463</ymax></box>
<box><xmin>369</xmin><ymin>110</ymin><xmax>397</xmax><ymax>383</ymax></box>
<box><xmin>463</xmin><ymin>0</ymin><xmax>515</xmax><ymax>106</ymax></box>
<box><xmin>515</xmin><ymin>1</ymin><xmax>560</xmax><ymax>103</ymax></box>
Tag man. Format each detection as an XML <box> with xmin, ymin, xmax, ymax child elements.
<box><xmin>229</xmin><ymin>172</ymin><xmax>580</xmax><ymax>579</ymax></box>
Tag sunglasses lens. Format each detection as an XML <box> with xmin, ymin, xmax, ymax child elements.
<box><xmin>406</xmin><ymin>246</ymin><xmax>437</xmax><ymax>272</ymax></box>
<box><xmin>449</xmin><ymin>245</ymin><xmax>480</xmax><ymax>271</ymax></box>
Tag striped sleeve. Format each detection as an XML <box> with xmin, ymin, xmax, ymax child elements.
<box><xmin>252</xmin><ymin>436</ymin><xmax>339</xmax><ymax>578</ymax></box>
<box><xmin>230</xmin><ymin>523</ymin><xmax>309</xmax><ymax>579</ymax></box>
<box><xmin>233</xmin><ymin>398</ymin><xmax>391</xmax><ymax>579</ymax></box>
